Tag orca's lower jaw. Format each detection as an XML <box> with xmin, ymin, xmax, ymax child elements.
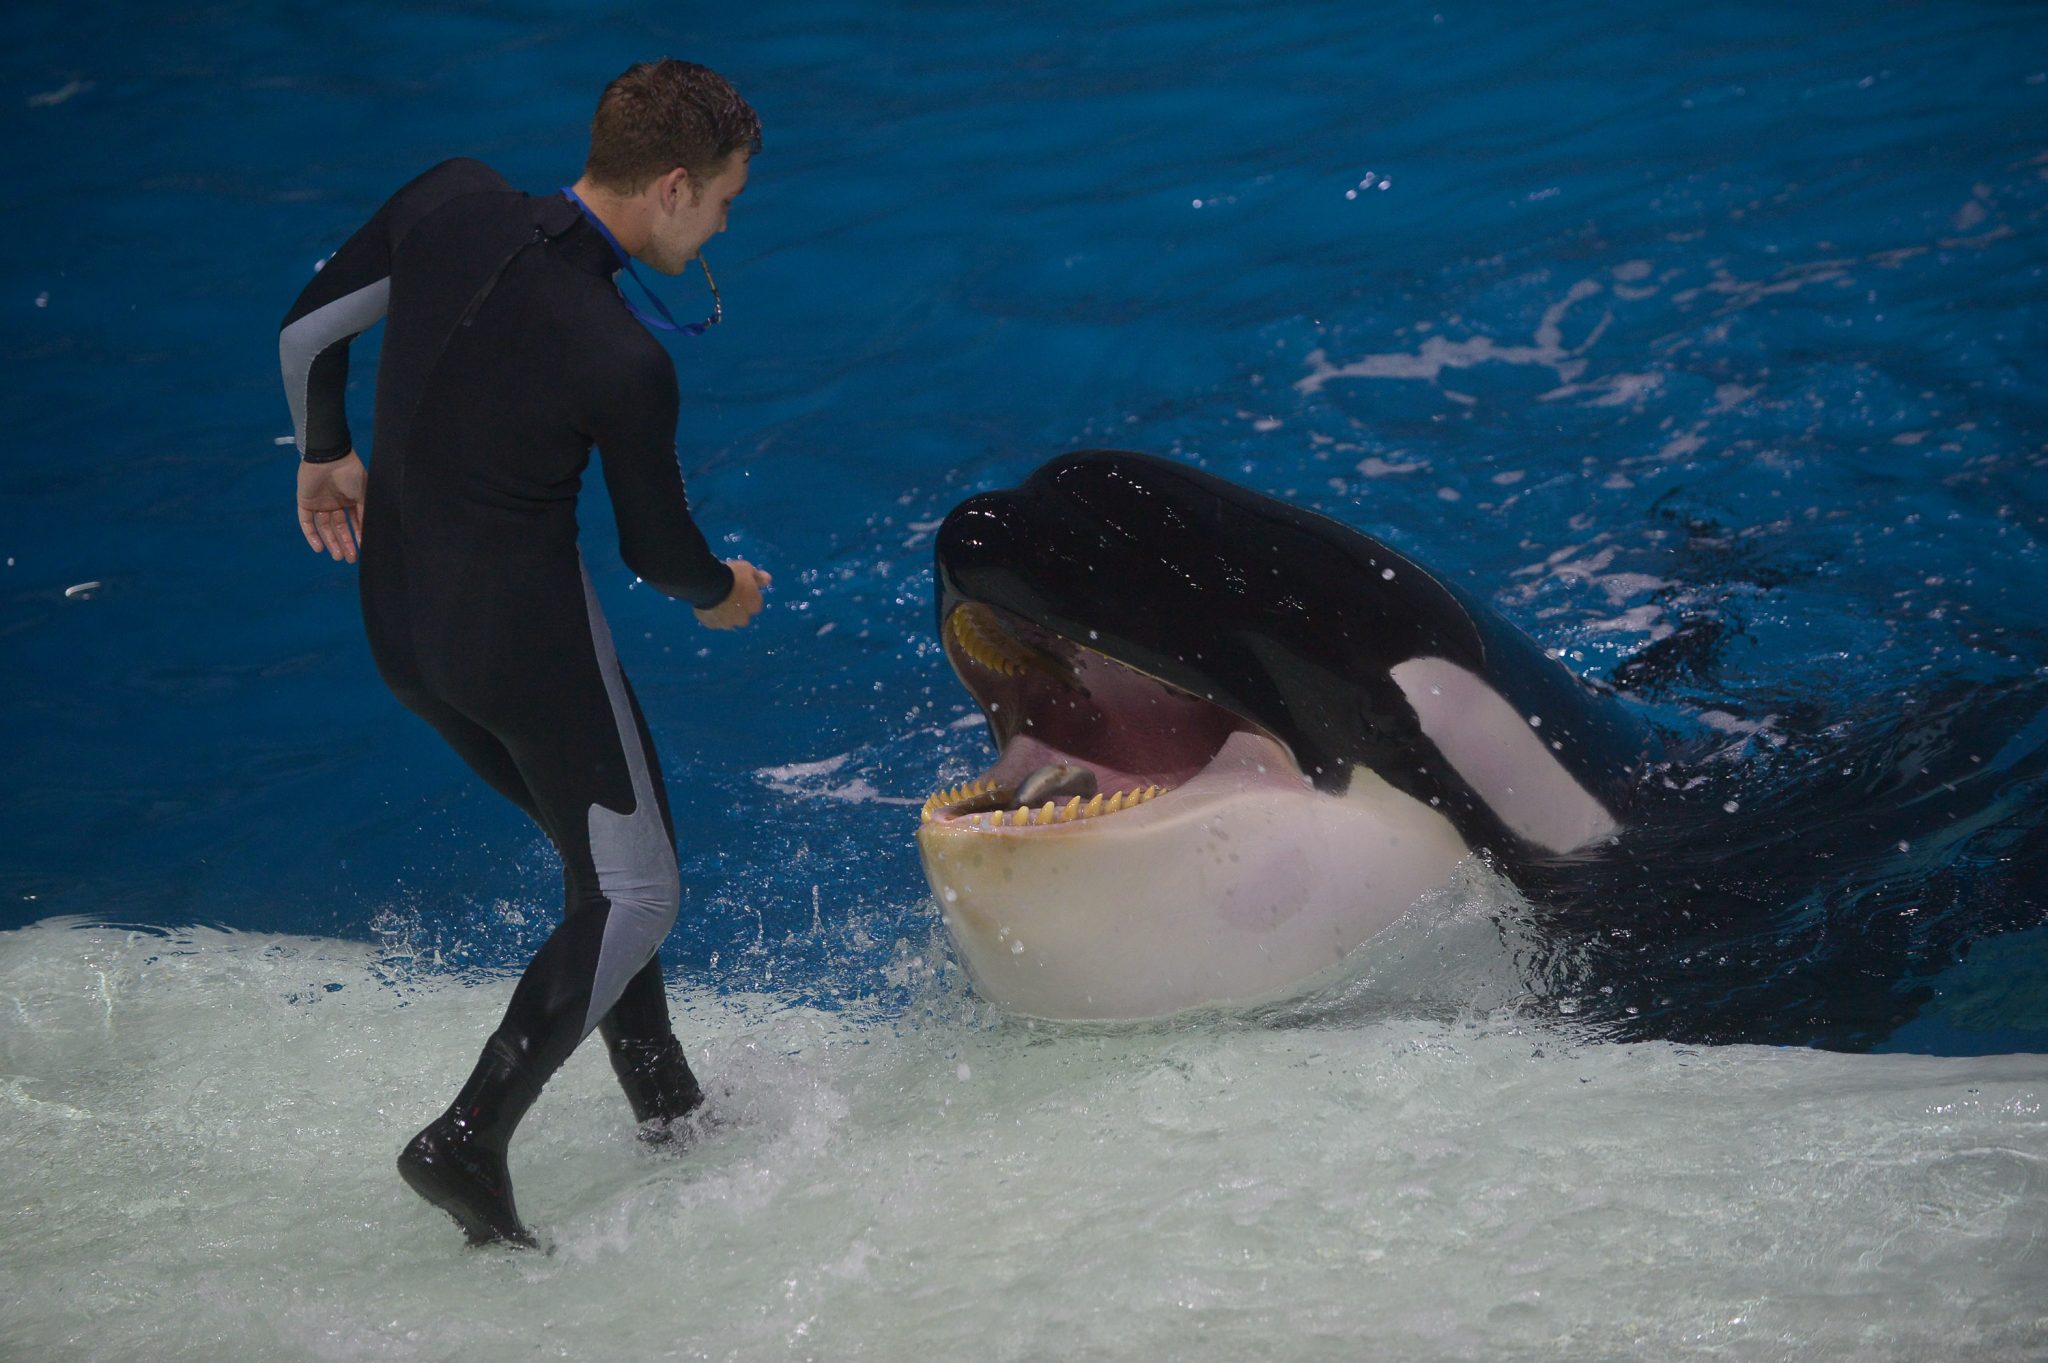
<box><xmin>916</xmin><ymin>601</ymin><xmax>1471</xmax><ymax>1021</ymax></box>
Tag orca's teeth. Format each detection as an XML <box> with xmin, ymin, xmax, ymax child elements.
<box><xmin>922</xmin><ymin>775</ymin><xmax>1012</xmax><ymax>820</ymax></box>
<box><xmin>929</xmin><ymin>781</ymin><xmax>1170</xmax><ymax>830</ymax></box>
<box><xmin>944</xmin><ymin>603</ymin><xmax>1065</xmax><ymax>681</ymax></box>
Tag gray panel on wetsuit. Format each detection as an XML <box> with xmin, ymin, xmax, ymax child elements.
<box><xmin>578</xmin><ymin>561</ymin><xmax>683</xmax><ymax>1036</ymax></box>
<box><xmin>279</xmin><ymin>279</ymin><xmax>390</xmax><ymax>454</ymax></box>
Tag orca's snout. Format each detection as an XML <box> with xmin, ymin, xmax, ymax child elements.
<box><xmin>933</xmin><ymin>487</ymin><xmax>1087</xmax><ymax>634</ymax></box>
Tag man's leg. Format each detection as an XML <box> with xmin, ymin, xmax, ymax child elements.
<box><xmin>398</xmin><ymin>655</ymin><xmax>696</xmax><ymax>1124</ymax></box>
<box><xmin>599</xmin><ymin>958</ymin><xmax>704</xmax><ymax>1135</ymax></box>
<box><xmin>594</xmin><ymin>672</ymin><xmax>703</xmax><ymax>1136</ymax></box>
<box><xmin>375</xmin><ymin>695</ymin><xmax>551</xmax><ymax>1246</ymax></box>
<box><xmin>396</xmin><ymin>565</ymin><xmax>691</xmax><ymax>1246</ymax></box>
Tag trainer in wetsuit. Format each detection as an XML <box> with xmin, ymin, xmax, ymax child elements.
<box><xmin>277</xmin><ymin>60</ymin><xmax>771</xmax><ymax>1248</ymax></box>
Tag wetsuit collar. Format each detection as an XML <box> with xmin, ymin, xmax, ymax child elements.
<box><xmin>559</xmin><ymin>186</ymin><xmax>694</xmax><ymax>334</ymax></box>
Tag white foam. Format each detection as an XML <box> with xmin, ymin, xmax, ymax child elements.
<box><xmin>755</xmin><ymin>754</ymin><xmax>918</xmax><ymax>806</ymax></box>
<box><xmin>1296</xmin><ymin>278</ymin><xmax>1606</xmax><ymax>396</ymax></box>
<box><xmin>3</xmin><ymin>919</ymin><xmax>2042</xmax><ymax>1361</ymax></box>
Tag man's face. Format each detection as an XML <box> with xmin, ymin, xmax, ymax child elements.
<box><xmin>645</xmin><ymin>154</ymin><xmax>749</xmax><ymax>275</ymax></box>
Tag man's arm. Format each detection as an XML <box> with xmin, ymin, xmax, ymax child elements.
<box><xmin>279</xmin><ymin>210</ymin><xmax>389</xmax><ymax>562</ymax></box>
<box><xmin>277</xmin><ymin>159</ymin><xmax>507</xmax><ymax>560</ymax></box>
<box><xmin>585</xmin><ymin>349</ymin><xmax>767</xmax><ymax>625</ymax></box>
<box><xmin>278</xmin><ymin>207</ymin><xmax>396</xmax><ymax>467</ymax></box>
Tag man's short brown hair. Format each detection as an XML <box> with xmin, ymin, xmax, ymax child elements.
<box><xmin>583</xmin><ymin>59</ymin><xmax>763</xmax><ymax>194</ymax></box>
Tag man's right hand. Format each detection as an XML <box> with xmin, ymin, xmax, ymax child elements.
<box><xmin>694</xmin><ymin>559</ymin><xmax>772</xmax><ymax>630</ymax></box>
<box><xmin>298</xmin><ymin>452</ymin><xmax>367</xmax><ymax>563</ymax></box>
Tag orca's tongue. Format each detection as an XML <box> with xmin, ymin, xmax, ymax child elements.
<box><xmin>1015</xmin><ymin>763</ymin><xmax>1099</xmax><ymax>806</ymax></box>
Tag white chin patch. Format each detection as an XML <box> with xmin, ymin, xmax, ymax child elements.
<box><xmin>1390</xmin><ymin>657</ymin><xmax>1618</xmax><ymax>854</ymax></box>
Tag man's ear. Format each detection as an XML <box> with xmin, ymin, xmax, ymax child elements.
<box><xmin>658</xmin><ymin>166</ymin><xmax>693</xmax><ymax>211</ymax></box>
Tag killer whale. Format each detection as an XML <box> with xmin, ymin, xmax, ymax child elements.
<box><xmin>915</xmin><ymin>450</ymin><xmax>1662</xmax><ymax>1020</ymax></box>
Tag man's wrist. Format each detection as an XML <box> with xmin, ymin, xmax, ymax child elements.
<box><xmin>696</xmin><ymin>561</ymin><xmax>738</xmax><ymax>610</ymax></box>
<box><xmin>301</xmin><ymin>445</ymin><xmax>352</xmax><ymax>465</ymax></box>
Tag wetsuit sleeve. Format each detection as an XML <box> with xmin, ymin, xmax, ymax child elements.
<box><xmin>586</xmin><ymin>351</ymin><xmax>737</xmax><ymax>609</ymax></box>
<box><xmin>277</xmin><ymin>158</ymin><xmax>505</xmax><ymax>461</ymax></box>
<box><xmin>278</xmin><ymin>213</ymin><xmax>390</xmax><ymax>461</ymax></box>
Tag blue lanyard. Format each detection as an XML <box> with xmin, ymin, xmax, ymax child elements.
<box><xmin>560</xmin><ymin>185</ymin><xmax>684</xmax><ymax>333</ymax></box>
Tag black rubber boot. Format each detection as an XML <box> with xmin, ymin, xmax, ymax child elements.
<box><xmin>607</xmin><ymin>1033</ymin><xmax>705</xmax><ymax>1143</ymax></box>
<box><xmin>397</xmin><ymin>1036</ymin><xmax>543</xmax><ymax>1248</ymax></box>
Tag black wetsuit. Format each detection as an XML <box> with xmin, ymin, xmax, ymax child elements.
<box><xmin>279</xmin><ymin>159</ymin><xmax>732</xmax><ymax>1243</ymax></box>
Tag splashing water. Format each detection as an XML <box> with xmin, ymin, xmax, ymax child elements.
<box><xmin>2</xmin><ymin>920</ymin><xmax>2044</xmax><ymax>1362</ymax></box>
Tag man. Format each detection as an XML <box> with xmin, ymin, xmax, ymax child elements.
<box><xmin>277</xmin><ymin>59</ymin><xmax>772</xmax><ymax>1248</ymax></box>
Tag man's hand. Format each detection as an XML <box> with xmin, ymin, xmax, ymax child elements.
<box><xmin>694</xmin><ymin>559</ymin><xmax>772</xmax><ymax>630</ymax></box>
<box><xmin>298</xmin><ymin>453</ymin><xmax>367</xmax><ymax>563</ymax></box>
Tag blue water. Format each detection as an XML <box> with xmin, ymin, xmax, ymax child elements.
<box><xmin>4</xmin><ymin>0</ymin><xmax>2046</xmax><ymax>1052</ymax></box>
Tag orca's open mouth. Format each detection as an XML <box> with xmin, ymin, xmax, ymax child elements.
<box><xmin>922</xmin><ymin>602</ymin><xmax>1296</xmax><ymax>830</ymax></box>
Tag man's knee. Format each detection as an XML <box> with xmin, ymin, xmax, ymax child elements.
<box><xmin>579</xmin><ymin>860</ymin><xmax>680</xmax><ymax>1039</ymax></box>
<box><xmin>587</xmin><ymin>800</ymin><xmax>679</xmax><ymax>931</ymax></box>
<box><xmin>606</xmin><ymin>863</ymin><xmax>681</xmax><ymax>943</ymax></box>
